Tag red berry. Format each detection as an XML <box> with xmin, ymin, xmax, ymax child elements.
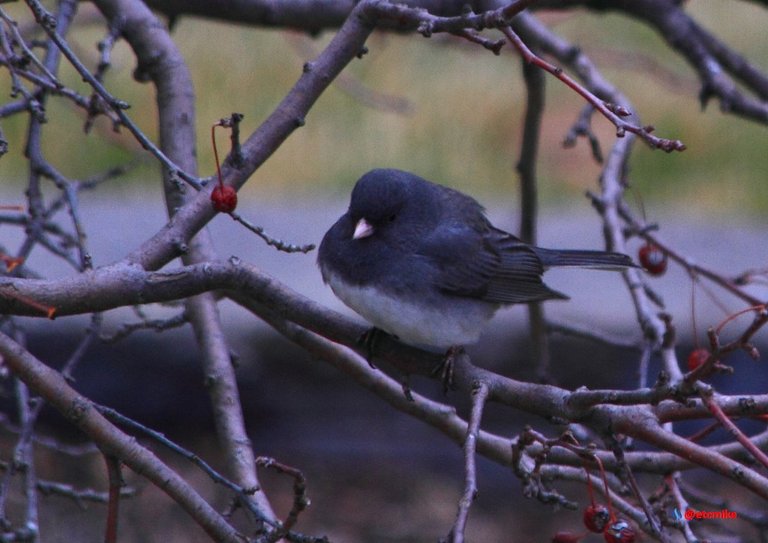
<box><xmin>603</xmin><ymin>519</ymin><xmax>636</xmax><ymax>543</ymax></box>
<box><xmin>552</xmin><ymin>531</ymin><xmax>585</xmax><ymax>543</ymax></box>
<box><xmin>687</xmin><ymin>348</ymin><xmax>709</xmax><ymax>371</ymax></box>
<box><xmin>211</xmin><ymin>185</ymin><xmax>237</xmax><ymax>213</ymax></box>
<box><xmin>638</xmin><ymin>243</ymin><xmax>667</xmax><ymax>275</ymax></box>
<box><xmin>583</xmin><ymin>504</ymin><xmax>611</xmax><ymax>533</ymax></box>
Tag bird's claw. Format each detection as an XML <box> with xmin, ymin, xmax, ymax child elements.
<box><xmin>358</xmin><ymin>327</ymin><xmax>386</xmax><ymax>368</ymax></box>
<box><xmin>400</xmin><ymin>374</ymin><xmax>414</xmax><ymax>402</ymax></box>
<box><xmin>432</xmin><ymin>345</ymin><xmax>463</xmax><ymax>394</ymax></box>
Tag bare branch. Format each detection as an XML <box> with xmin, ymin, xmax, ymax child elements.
<box><xmin>0</xmin><ymin>331</ymin><xmax>244</xmax><ymax>542</ymax></box>
<box><xmin>517</xmin><ymin>54</ymin><xmax>550</xmax><ymax>381</ymax></box>
<box><xmin>23</xmin><ymin>0</ymin><xmax>203</xmax><ymax>189</ymax></box>
<box><xmin>1</xmin><ymin>0</ymin><xmax>767</xmax><ymax>539</ymax></box>
<box><xmin>503</xmin><ymin>25</ymin><xmax>685</xmax><ymax>152</ymax></box>
<box><xmin>449</xmin><ymin>381</ymin><xmax>489</xmax><ymax>543</ymax></box>
<box><xmin>92</xmin><ymin>0</ymin><xmax>278</xmax><ymax>527</ymax></box>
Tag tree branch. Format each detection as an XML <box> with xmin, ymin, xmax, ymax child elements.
<box><xmin>450</xmin><ymin>381</ymin><xmax>489</xmax><ymax>543</ymax></box>
<box><xmin>0</xmin><ymin>331</ymin><xmax>244</xmax><ymax>543</ymax></box>
<box><xmin>92</xmin><ymin>0</ymin><xmax>277</xmax><ymax>526</ymax></box>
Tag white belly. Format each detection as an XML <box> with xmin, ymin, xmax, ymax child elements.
<box><xmin>325</xmin><ymin>272</ymin><xmax>497</xmax><ymax>350</ymax></box>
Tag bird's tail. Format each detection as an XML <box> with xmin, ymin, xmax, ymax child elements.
<box><xmin>533</xmin><ymin>247</ymin><xmax>637</xmax><ymax>270</ymax></box>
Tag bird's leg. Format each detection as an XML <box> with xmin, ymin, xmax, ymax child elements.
<box><xmin>358</xmin><ymin>328</ymin><xmax>416</xmax><ymax>401</ymax></box>
<box><xmin>357</xmin><ymin>326</ymin><xmax>388</xmax><ymax>368</ymax></box>
<box><xmin>432</xmin><ymin>345</ymin><xmax>464</xmax><ymax>393</ymax></box>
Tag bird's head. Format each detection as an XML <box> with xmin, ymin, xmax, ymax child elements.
<box><xmin>346</xmin><ymin>169</ymin><xmax>437</xmax><ymax>246</ymax></box>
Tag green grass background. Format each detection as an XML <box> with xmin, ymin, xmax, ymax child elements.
<box><xmin>1</xmin><ymin>2</ymin><xmax>766</xmax><ymax>216</ymax></box>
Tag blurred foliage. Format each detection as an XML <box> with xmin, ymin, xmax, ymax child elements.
<box><xmin>0</xmin><ymin>3</ymin><xmax>766</xmax><ymax>216</ymax></box>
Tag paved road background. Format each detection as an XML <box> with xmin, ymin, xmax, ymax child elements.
<box><xmin>19</xmin><ymin>186</ymin><xmax>759</xmax><ymax>339</ymax></box>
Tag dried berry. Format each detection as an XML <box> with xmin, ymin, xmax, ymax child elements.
<box><xmin>687</xmin><ymin>348</ymin><xmax>710</xmax><ymax>371</ymax></box>
<box><xmin>638</xmin><ymin>242</ymin><xmax>667</xmax><ymax>275</ymax></box>
<box><xmin>583</xmin><ymin>504</ymin><xmax>611</xmax><ymax>533</ymax></box>
<box><xmin>211</xmin><ymin>185</ymin><xmax>237</xmax><ymax>213</ymax></box>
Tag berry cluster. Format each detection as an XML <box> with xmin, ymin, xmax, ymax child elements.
<box><xmin>551</xmin><ymin>460</ymin><xmax>636</xmax><ymax>543</ymax></box>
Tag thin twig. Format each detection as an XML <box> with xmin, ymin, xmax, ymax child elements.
<box><xmin>563</xmin><ymin>104</ymin><xmax>603</xmax><ymax>163</ymax></box>
<box><xmin>256</xmin><ymin>457</ymin><xmax>311</xmax><ymax>541</ymax></box>
<box><xmin>100</xmin><ymin>310</ymin><xmax>188</xmax><ymax>343</ymax></box>
<box><xmin>618</xmin><ymin>201</ymin><xmax>763</xmax><ymax>307</ymax></box>
<box><xmin>228</xmin><ymin>211</ymin><xmax>316</xmax><ymax>254</ymax></box>
<box><xmin>666</xmin><ymin>474</ymin><xmax>701</xmax><ymax>542</ymax></box>
<box><xmin>606</xmin><ymin>436</ymin><xmax>667</xmax><ymax>540</ymax></box>
<box><xmin>95</xmin><ymin>404</ymin><xmax>274</xmax><ymax>525</ymax></box>
<box><xmin>450</xmin><ymin>382</ymin><xmax>489</xmax><ymax>543</ymax></box>
<box><xmin>22</xmin><ymin>0</ymin><xmax>202</xmax><ymax>189</ymax></box>
<box><xmin>501</xmin><ymin>26</ymin><xmax>685</xmax><ymax>153</ymax></box>
<box><xmin>104</xmin><ymin>455</ymin><xmax>122</xmax><ymax>543</ymax></box>
<box><xmin>700</xmin><ymin>388</ymin><xmax>768</xmax><ymax>470</ymax></box>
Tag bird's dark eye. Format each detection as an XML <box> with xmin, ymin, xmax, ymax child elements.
<box><xmin>388</xmin><ymin>214</ymin><xmax>396</xmax><ymax>222</ymax></box>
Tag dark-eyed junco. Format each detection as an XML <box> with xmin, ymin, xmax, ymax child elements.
<box><xmin>318</xmin><ymin>169</ymin><xmax>634</xmax><ymax>352</ymax></box>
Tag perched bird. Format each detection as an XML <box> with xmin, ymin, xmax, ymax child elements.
<box><xmin>318</xmin><ymin>169</ymin><xmax>634</xmax><ymax>352</ymax></box>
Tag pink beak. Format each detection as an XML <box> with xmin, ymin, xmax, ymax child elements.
<box><xmin>353</xmin><ymin>218</ymin><xmax>374</xmax><ymax>240</ymax></box>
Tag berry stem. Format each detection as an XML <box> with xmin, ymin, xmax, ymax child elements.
<box><xmin>583</xmin><ymin>464</ymin><xmax>596</xmax><ymax>507</ymax></box>
<box><xmin>592</xmin><ymin>454</ymin><xmax>616</xmax><ymax>522</ymax></box>
<box><xmin>715</xmin><ymin>304</ymin><xmax>766</xmax><ymax>335</ymax></box>
<box><xmin>211</xmin><ymin>123</ymin><xmax>224</xmax><ymax>189</ymax></box>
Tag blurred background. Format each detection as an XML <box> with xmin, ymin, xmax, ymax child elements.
<box><xmin>1</xmin><ymin>1</ymin><xmax>767</xmax><ymax>541</ymax></box>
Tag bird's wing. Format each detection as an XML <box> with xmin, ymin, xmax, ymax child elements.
<box><xmin>417</xmin><ymin>224</ymin><xmax>567</xmax><ymax>304</ymax></box>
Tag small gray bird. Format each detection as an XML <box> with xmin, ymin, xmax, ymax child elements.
<box><xmin>318</xmin><ymin>169</ymin><xmax>633</xmax><ymax>351</ymax></box>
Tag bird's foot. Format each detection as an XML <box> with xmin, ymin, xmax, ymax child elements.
<box><xmin>357</xmin><ymin>327</ymin><xmax>388</xmax><ymax>368</ymax></box>
<box><xmin>432</xmin><ymin>345</ymin><xmax>464</xmax><ymax>394</ymax></box>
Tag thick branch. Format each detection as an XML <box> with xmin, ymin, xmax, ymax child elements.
<box><xmin>145</xmin><ymin>0</ymin><xmax>455</xmax><ymax>29</ymax></box>
<box><xmin>517</xmin><ymin>49</ymin><xmax>550</xmax><ymax>381</ymax></box>
<box><xmin>3</xmin><ymin>261</ymin><xmax>768</xmax><ymax>418</ymax></box>
<box><xmin>93</xmin><ymin>0</ymin><xmax>276</xmax><ymax>525</ymax></box>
